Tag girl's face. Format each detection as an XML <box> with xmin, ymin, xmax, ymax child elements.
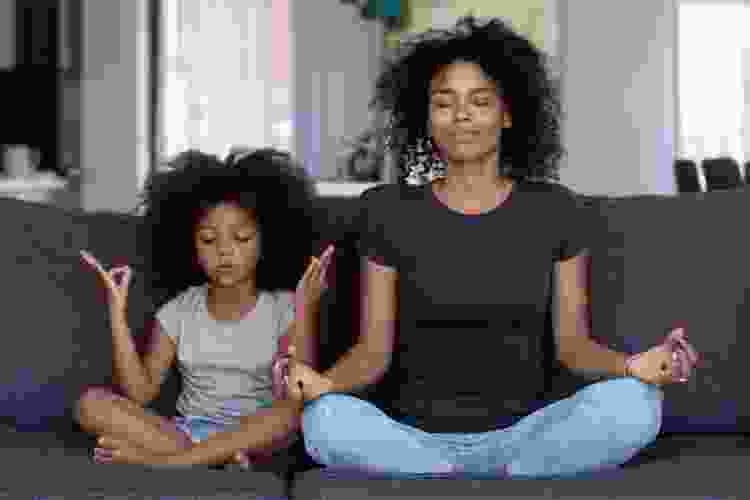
<box><xmin>428</xmin><ymin>60</ymin><xmax>512</xmax><ymax>164</ymax></box>
<box><xmin>194</xmin><ymin>202</ymin><xmax>261</xmax><ymax>288</ymax></box>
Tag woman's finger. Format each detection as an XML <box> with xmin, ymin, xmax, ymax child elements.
<box><xmin>676</xmin><ymin>348</ymin><xmax>691</xmax><ymax>380</ymax></box>
<box><xmin>667</xmin><ymin>329</ymin><xmax>699</xmax><ymax>365</ymax></box>
<box><xmin>675</xmin><ymin>337</ymin><xmax>700</xmax><ymax>366</ymax></box>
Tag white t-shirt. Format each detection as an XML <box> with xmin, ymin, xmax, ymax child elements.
<box><xmin>156</xmin><ymin>284</ymin><xmax>295</xmax><ymax>427</ymax></box>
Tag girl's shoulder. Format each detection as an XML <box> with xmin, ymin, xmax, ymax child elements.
<box><xmin>266</xmin><ymin>289</ymin><xmax>295</xmax><ymax>310</ymax></box>
<box><xmin>158</xmin><ymin>284</ymin><xmax>206</xmax><ymax>316</ymax></box>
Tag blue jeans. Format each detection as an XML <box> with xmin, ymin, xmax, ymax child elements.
<box><xmin>302</xmin><ymin>377</ymin><xmax>662</xmax><ymax>478</ymax></box>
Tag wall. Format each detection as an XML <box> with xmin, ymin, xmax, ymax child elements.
<box><xmin>291</xmin><ymin>0</ymin><xmax>383</xmax><ymax>180</ymax></box>
<box><xmin>0</xmin><ymin>0</ymin><xmax>13</xmax><ymax>68</ymax></box>
<box><xmin>558</xmin><ymin>0</ymin><xmax>677</xmax><ymax>196</ymax></box>
<box><xmin>387</xmin><ymin>0</ymin><xmax>549</xmax><ymax>54</ymax></box>
<box><xmin>79</xmin><ymin>0</ymin><xmax>149</xmax><ymax>213</ymax></box>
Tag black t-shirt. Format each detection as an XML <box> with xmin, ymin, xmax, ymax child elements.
<box><xmin>357</xmin><ymin>179</ymin><xmax>590</xmax><ymax>433</ymax></box>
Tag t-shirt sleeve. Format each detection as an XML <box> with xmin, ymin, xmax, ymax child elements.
<box><xmin>356</xmin><ymin>185</ymin><xmax>399</xmax><ymax>268</ymax></box>
<box><xmin>155</xmin><ymin>295</ymin><xmax>182</xmax><ymax>347</ymax></box>
<box><xmin>276</xmin><ymin>291</ymin><xmax>295</xmax><ymax>338</ymax></box>
<box><xmin>554</xmin><ymin>184</ymin><xmax>591</xmax><ymax>261</ymax></box>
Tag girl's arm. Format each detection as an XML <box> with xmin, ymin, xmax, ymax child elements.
<box><xmin>111</xmin><ymin>311</ymin><xmax>175</xmax><ymax>405</ymax></box>
<box><xmin>79</xmin><ymin>251</ymin><xmax>174</xmax><ymax>405</ymax></box>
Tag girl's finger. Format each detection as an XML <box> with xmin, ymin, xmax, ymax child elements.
<box><xmin>286</xmin><ymin>374</ymin><xmax>303</xmax><ymax>401</ymax></box>
<box><xmin>80</xmin><ymin>251</ymin><xmax>108</xmax><ymax>278</ymax></box>
<box><xmin>319</xmin><ymin>245</ymin><xmax>335</xmax><ymax>269</ymax></box>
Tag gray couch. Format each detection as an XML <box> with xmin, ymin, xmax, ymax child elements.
<box><xmin>1</xmin><ymin>185</ymin><xmax>749</xmax><ymax>499</ymax></box>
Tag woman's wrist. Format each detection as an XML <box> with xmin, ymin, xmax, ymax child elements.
<box><xmin>624</xmin><ymin>353</ymin><xmax>639</xmax><ymax>379</ymax></box>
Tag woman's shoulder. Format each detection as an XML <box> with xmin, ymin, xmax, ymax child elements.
<box><xmin>359</xmin><ymin>182</ymin><xmax>426</xmax><ymax>210</ymax></box>
<box><xmin>522</xmin><ymin>179</ymin><xmax>580</xmax><ymax>202</ymax></box>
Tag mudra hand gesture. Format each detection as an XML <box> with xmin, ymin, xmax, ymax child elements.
<box><xmin>79</xmin><ymin>250</ymin><xmax>132</xmax><ymax>314</ymax></box>
<box><xmin>626</xmin><ymin>328</ymin><xmax>701</xmax><ymax>386</ymax></box>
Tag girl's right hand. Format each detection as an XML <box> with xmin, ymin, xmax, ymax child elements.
<box><xmin>80</xmin><ymin>250</ymin><xmax>133</xmax><ymax>314</ymax></box>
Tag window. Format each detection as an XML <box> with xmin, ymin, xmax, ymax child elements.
<box><xmin>679</xmin><ymin>2</ymin><xmax>750</xmax><ymax>164</ymax></box>
<box><xmin>156</xmin><ymin>0</ymin><xmax>292</xmax><ymax>167</ymax></box>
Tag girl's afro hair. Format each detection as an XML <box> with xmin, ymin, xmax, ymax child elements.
<box><xmin>371</xmin><ymin>14</ymin><xmax>564</xmax><ymax>182</ymax></box>
<box><xmin>137</xmin><ymin>148</ymin><xmax>317</xmax><ymax>302</ymax></box>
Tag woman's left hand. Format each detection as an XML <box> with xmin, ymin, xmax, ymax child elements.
<box><xmin>627</xmin><ymin>328</ymin><xmax>700</xmax><ymax>386</ymax></box>
<box><xmin>285</xmin><ymin>345</ymin><xmax>333</xmax><ymax>403</ymax></box>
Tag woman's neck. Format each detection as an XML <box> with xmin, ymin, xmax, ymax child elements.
<box><xmin>441</xmin><ymin>151</ymin><xmax>506</xmax><ymax>196</ymax></box>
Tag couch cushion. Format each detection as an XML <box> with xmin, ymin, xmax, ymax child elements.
<box><xmin>0</xmin><ymin>198</ymin><xmax>95</xmax><ymax>430</ymax></box>
<box><xmin>0</xmin><ymin>198</ymin><xmax>173</xmax><ymax>431</ymax></box>
<box><xmin>559</xmin><ymin>188</ymin><xmax>750</xmax><ymax>433</ymax></box>
<box><xmin>0</xmin><ymin>424</ymin><xmax>287</xmax><ymax>499</ymax></box>
<box><xmin>290</xmin><ymin>434</ymin><xmax>749</xmax><ymax>499</ymax></box>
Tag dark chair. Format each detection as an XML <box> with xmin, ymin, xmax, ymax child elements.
<box><xmin>701</xmin><ymin>157</ymin><xmax>744</xmax><ymax>191</ymax></box>
<box><xmin>674</xmin><ymin>159</ymin><xmax>702</xmax><ymax>193</ymax></box>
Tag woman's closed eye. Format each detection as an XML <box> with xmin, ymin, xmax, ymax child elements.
<box><xmin>198</xmin><ymin>234</ymin><xmax>256</xmax><ymax>245</ymax></box>
<box><xmin>432</xmin><ymin>100</ymin><xmax>491</xmax><ymax>109</ymax></box>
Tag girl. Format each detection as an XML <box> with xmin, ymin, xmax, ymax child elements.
<box><xmin>75</xmin><ymin>148</ymin><xmax>334</xmax><ymax>469</ymax></box>
<box><xmin>284</xmin><ymin>15</ymin><xmax>701</xmax><ymax>478</ymax></box>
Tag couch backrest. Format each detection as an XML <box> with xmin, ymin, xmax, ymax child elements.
<box><xmin>315</xmin><ymin>189</ymin><xmax>750</xmax><ymax>434</ymax></box>
<box><xmin>2</xmin><ymin>185</ymin><xmax>747</xmax><ymax>435</ymax></box>
<box><xmin>570</xmin><ymin>187</ymin><xmax>750</xmax><ymax>433</ymax></box>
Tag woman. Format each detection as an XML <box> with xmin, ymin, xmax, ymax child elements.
<box><xmin>284</xmin><ymin>15</ymin><xmax>701</xmax><ymax>478</ymax></box>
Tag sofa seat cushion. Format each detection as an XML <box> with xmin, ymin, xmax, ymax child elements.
<box><xmin>290</xmin><ymin>434</ymin><xmax>750</xmax><ymax>499</ymax></box>
<box><xmin>0</xmin><ymin>424</ymin><xmax>287</xmax><ymax>499</ymax></box>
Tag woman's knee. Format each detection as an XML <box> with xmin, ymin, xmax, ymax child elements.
<box><xmin>301</xmin><ymin>393</ymin><xmax>376</xmax><ymax>458</ymax></box>
<box><xmin>585</xmin><ymin>377</ymin><xmax>662</xmax><ymax>447</ymax></box>
<box><xmin>302</xmin><ymin>393</ymin><xmax>368</xmax><ymax>435</ymax></box>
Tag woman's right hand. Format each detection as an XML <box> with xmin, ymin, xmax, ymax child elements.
<box><xmin>80</xmin><ymin>250</ymin><xmax>133</xmax><ymax>314</ymax></box>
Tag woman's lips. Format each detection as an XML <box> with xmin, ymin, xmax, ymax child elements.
<box><xmin>453</xmin><ymin>130</ymin><xmax>479</xmax><ymax>141</ymax></box>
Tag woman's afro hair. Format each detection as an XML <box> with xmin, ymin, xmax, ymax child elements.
<box><xmin>137</xmin><ymin>148</ymin><xmax>317</xmax><ymax>301</ymax></box>
<box><xmin>371</xmin><ymin>14</ymin><xmax>564</xmax><ymax>182</ymax></box>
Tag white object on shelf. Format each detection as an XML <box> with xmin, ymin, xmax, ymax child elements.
<box><xmin>0</xmin><ymin>172</ymin><xmax>69</xmax><ymax>204</ymax></box>
<box><xmin>315</xmin><ymin>181</ymin><xmax>383</xmax><ymax>197</ymax></box>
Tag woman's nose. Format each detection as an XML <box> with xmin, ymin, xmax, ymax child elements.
<box><xmin>217</xmin><ymin>242</ymin><xmax>234</xmax><ymax>256</ymax></box>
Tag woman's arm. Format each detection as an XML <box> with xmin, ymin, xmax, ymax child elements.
<box><xmin>320</xmin><ymin>258</ymin><xmax>397</xmax><ymax>394</ymax></box>
<box><xmin>555</xmin><ymin>252</ymin><xmax>629</xmax><ymax>378</ymax></box>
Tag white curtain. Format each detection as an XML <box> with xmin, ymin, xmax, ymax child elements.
<box><xmin>159</xmin><ymin>0</ymin><xmax>292</xmax><ymax>162</ymax></box>
<box><xmin>679</xmin><ymin>3</ymin><xmax>750</xmax><ymax>164</ymax></box>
